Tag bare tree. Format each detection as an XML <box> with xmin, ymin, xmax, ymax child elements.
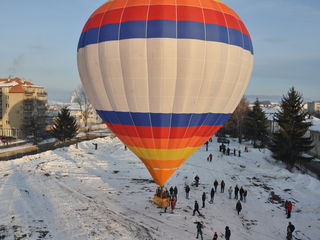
<box><xmin>72</xmin><ymin>85</ymin><xmax>92</xmax><ymax>131</ymax></box>
<box><xmin>217</xmin><ymin>97</ymin><xmax>249</xmax><ymax>143</ymax></box>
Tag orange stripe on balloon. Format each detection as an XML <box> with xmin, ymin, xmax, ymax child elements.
<box><xmin>145</xmin><ymin>165</ymin><xmax>177</xmax><ymax>186</ymax></box>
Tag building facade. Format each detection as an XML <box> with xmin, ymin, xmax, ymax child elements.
<box><xmin>0</xmin><ymin>78</ymin><xmax>47</xmax><ymax>138</ymax></box>
<box><xmin>307</xmin><ymin>101</ymin><xmax>320</xmax><ymax>115</ymax></box>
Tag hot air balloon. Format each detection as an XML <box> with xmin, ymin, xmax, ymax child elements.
<box><xmin>77</xmin><ymin>0</ymin><xmax>253</xmax><ymax>187</ymax></box>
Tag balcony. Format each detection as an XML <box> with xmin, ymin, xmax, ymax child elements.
<box><xmin>37</xmin><ymin>92</ymin><xmax>47</xmax><ymax>97</ymax></box>
<box><xmin>25</xmin><ymin>91</ymin><xmax>33</xmax><ymax>96</ymax></box>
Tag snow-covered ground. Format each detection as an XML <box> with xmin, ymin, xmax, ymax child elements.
<box><xmin>0</xmin><ymin>136</ymin><xmax>319</xmax><ymax>240</ymax></box>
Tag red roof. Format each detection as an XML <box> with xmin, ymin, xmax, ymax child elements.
<box><xmin>9</xmin><ymin>84</ymin><xmax>25</xmax><ymax>93</ymax></box>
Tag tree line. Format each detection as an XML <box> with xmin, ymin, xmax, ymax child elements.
<box><xmin>218</xmin><ymin>87</ymin><xmax>314</xmax><ymax>169</ymax></box>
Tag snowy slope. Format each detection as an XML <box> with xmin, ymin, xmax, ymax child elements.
<box><xmin>0</xmin><ymin>136</ymin><xmax>319</xmax><ymax>240</ymax></box>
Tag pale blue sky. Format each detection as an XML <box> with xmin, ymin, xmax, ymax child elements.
<box><xmin>0</xmin><ymin>0</ymin><xmax>319</xmax><ymax>101</ymax></box>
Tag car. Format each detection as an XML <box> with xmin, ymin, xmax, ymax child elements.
<box><xmin>217</xmin><ymin>137</ymin><xmax>230</xmax><ymax>144</ymax></box>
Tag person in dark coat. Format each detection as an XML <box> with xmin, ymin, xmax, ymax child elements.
<box><xmin>169</xmin><ymin>186</ymin><xmax>174</xmax><ymax>197</ymax></box>
<box><xmin>220</xmin><ymin>180</ymin><xmax>225</xmax><ymax>193</ymax></box>
<box><xmin>236</xmin><ymin>200</ymin><xmax>242</xmax><ymax>215</ymax></box>
<box><xmin>227</xmin><ymin>147</ymin><xmax>230</xmax><ymax>155</ymax></box>
<box><xmin>225</xmin><ymin>226</ymin><xmax>231</xmax><ymax>240</ymax></box>
<box><xmin>205</xmin><ymin>141</ymin><xmax>209</xmax><ymax>151</ymax></box>
<box><xmin>185</xmin><ymin>184</ymin><xmax>190</xmax><ymax>199</ymax></box>
<box><xmin>287</xmin><ymin>201</ymin><xmax>293</xmax><ymax>218</ymax></box>
<box><xmin>212</xmin><ymin>232</ymin><xmax>218</xmax><ymax>240</ymax></box>
<box><xmin>284</xmin><ymin>200</ymin><xmax>289</xmax><ymax>215</ymax></box>
<box><xmin>202</xmin><ymin>192</ymin><xmax>206</xmax><ymax>208</ymax></box>
<box><xmin>193</xmin><ymin>200</ymin><xmax>201</xmax><ymax>216</ymax></box>
<box><xmin>233</xmin><ymin>148</ymin><xmax>236</xmax><ymax>156</ymax></box>
<box><xmin>209</xmin><ymin>153</ymin><xmax>213</xmax><ymax>162</ymax></box>
<box><xmin>286</xmin><ymin>222</ymin><xmax>295</xmax><ymax>240</ymax></box>
<box><xmin>238</xmin><ymin>150</ymin><xmax>241</xmax><ymax>157</ymax></box>
<box><xmin>174</xmin><ymin>186</ymin><xmax>178</xmax><ymax>198</ymax></box>
<box><xmin>234</xmin><ymin>185</ymin><xmax>239</xmax><ymax>199</ymax></box>
<box><xmin>194</xmin><ymin>221</ymin><xmax>204</xmax><ymax>240</ymax></box>
<box><xmin>214</xmin><ymin>180</ymin><xmax>219</xmax><ymax>192</ymax></box>
<box><xmin>209</xmin><ymin>187</ymin><xmax>215</xmax><ymax>203</ymax></box>
<box><xmin>243</xmin><ymin>189</ymin><xmax>247</xmax><ymax>202</ymax></box>
<box><xmin>239</xmin><ymin>187</ymin><xmax>244</xmax><ymax>201</ymax></box>
<box><xmin>195</xmin><ymin>175</ymin><xmax>200</xmax><ymax>187</ymax></box>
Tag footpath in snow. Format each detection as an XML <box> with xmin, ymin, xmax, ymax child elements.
<box><xmin>0</xmin><ymin>136</ymin><xmax>319</xmax><ymax>240</ymax></box>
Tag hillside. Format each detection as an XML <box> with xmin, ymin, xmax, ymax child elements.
<box><xmin>0</xmin><ymin>136</ymin><xmax>319</xmax><ymax>240</ymax></box>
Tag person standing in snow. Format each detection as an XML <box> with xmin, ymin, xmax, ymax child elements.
<box><xmin>212</xmin><ymin>232</ymin><xmax>218</xmax><ymax>240</ymax></box>
<box><xmin>239</xmin><ymin>187</ymin><xmax>244</xmax><ymax>201</ymax></box>
<box><xmin>233</xmin><ymin>148</ymin><xmax>236</xmax><ymax>156</ymax></box>
<box><xmin>220</xmin><ymin>180</ymin><xmax>225</xmax><ymax>193</ymax></box>
<box><xmin>174</xmin><ymin>186</ymin><xmax>178</xmax><ymax>198</ymax></box>
<box><xmin>205</xmin><ymin>141</ymin><xmax>209</xmax><ymax>151</ymax></box>
<box><xmin>169</xmin><ymin>186</ymin><xmax>174</xmax><ymax>197</ymax></box>
<box><xmin>238</xmin><ymin>149</ymin><xmax>241</xmax><ymax>157</ymax></box>
<box><xmin>170</xmin><ymin>197</ymin><xmax>175</xmax><ymax>213</ymax></box>
<box><xmin>210</xmin><ymin>187</ymin><xmax>215</xmax><ymax>203</ymax></box>
<box><xmin>185</xmin><ymin>184</ymin><xmax>190</xmax><ymax>199</ymax></box>
<box><xmin>225</xmin><ymin>226</ymin><xmax>231</xmax><ymax>240</ymax></box>
<box><xmin>236</xmin><ymin>200</ymin><xmax>242</xmax><ymax>215</ymax></box>
<box><xmin>195</xmin><ymin>175</ymin><xmax>200</xmax><ymax>187</ymax></box>
<box><xmin>202</xmin><ymin>192</ymin><xmax>206</xmax><ymax>208</ymax></box>
<box><xmin>228</xmin><ymin>186</ymin><xmax>233</xmax><ymax>199</ymax></box>
<box><xmin>193</xmin><ymin>200</ymin><xmax>202</xmax><ymax>216</ymax></box>
<box><xmin>194</xmin><ymin>221</ymin><xmax>204</xmax><ymax>240</ymax></box>
<box><xmin>286</xmin><ymin>222</ymin><xmax>295</xmax><ymax>240</ymax></box>
<box><xmin>287</xmin><ymin>201</ymin><xmax>293</xmax><ymax>218</ymax></box>
<box><xmin>243</xmin><ymin>189</ymin><xmax>247</xmax><ymax>202</ymax></box>
<box><xmin>209</xmin><ymin>153</ymin><xmax>213</xmax><ymax>162</ymax></box>
<box><xmin>227</xmin><ymin>147</ymin><xmax>230</xmax><ymax>155</ymax></box>
<box><xmin>234</xmin><ymin>185</ymin><xmax>239</xmax><ymax>199</ymax></box>
<box><xmin>214</xmin><ymin>180</ymin><xmax>219</xmax><ymax>192</ymax></box>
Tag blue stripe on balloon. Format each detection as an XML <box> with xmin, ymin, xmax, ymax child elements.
<box><xmin>77</xmin><ymin>20</ymin><xmax>253</xmax><ymax>54</ymax></box>
<box><xmin>96</xmin><ymin>110</ymin><xmax>231</xmax><ymax>127</ymax></box>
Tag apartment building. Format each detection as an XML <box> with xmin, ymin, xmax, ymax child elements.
<box><xmin>0</xmin><ymin>77</ymin><xmax>47</xmax><ymax>138</ymax></box>
<box><xmin>307</xmin><ymin>101</ymin><xmax>320</xmax><ymax>115</ymax></box>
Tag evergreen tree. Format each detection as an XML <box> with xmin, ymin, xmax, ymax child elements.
<box><xmin>244</xmin><ymin>99</ymin><xmax>269</xmax><ymax>148</ymax></box>
<box><xmin>52</xmin><ymin>107</ymin><xmax>78</xmax><ymax>142</ymax></box>
<box><xmin>270</xmin><ymin>87</ymin><xmax>313</xmax><ymax>168</ymax></box>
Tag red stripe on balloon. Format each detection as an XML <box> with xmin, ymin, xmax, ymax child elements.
<box><xmin>106</xmin><ymin>123</ymin><xmax>222</xmax><ymax>139</ymax></box>
<box><xmin>82</xmin><ymin>5</ymin><xmax>250</xmax><ymax>37</ymax></box>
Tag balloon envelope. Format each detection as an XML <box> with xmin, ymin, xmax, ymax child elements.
<box><xmin>77</xmin><ymin>0</ymin><xmax>254</xmax><ymax>186</ymax></box>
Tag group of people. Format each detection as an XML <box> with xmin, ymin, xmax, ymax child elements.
<box><xmin>155</xmin><ymin>186</ymin><xmax>178</xmax><ymax>213</ymax></box>
<box><xmin>194</xmin><ymin>221</ymin><xmax>231</xmax><ymax>240</ymax></box>
<box><xmin>228</xmin><ymin>185</ymin><xmax>248</xmax><ymax>202</ymax></box>
<box><xmin>219</xmin><ymin>144</ymin><xmax>242</xmax><ymax>157</ymax></box>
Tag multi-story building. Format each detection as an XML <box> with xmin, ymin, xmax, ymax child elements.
<box><xmin>0</xmin><ymin>77</ymin><xmax>47</xmax><ymax>138</ymax></box>
<box><xmin>307</xmin><ymin>101</ymin><xmax>320</xmax><ymax>115</ymax></box>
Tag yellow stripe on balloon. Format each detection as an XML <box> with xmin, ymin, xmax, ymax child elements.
<box><xmin>128</xmin><ymin>146</ymin><xmax>200</xmax><ymax>161</ymax></box>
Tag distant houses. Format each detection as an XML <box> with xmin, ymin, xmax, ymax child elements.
<box><xmin>258</xmin><ymin>100</ymin><xmax>320</xmax><ymax>159</ymax></box>
<box><xmin>307</xmin><ymin>101</ymin><xmax>320</xmax><ymax>115</ymax></box>
<box><xmin>309</xmin><ymin>118</ymin><xmax>320</xmax><ymax>158</ymax></box>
